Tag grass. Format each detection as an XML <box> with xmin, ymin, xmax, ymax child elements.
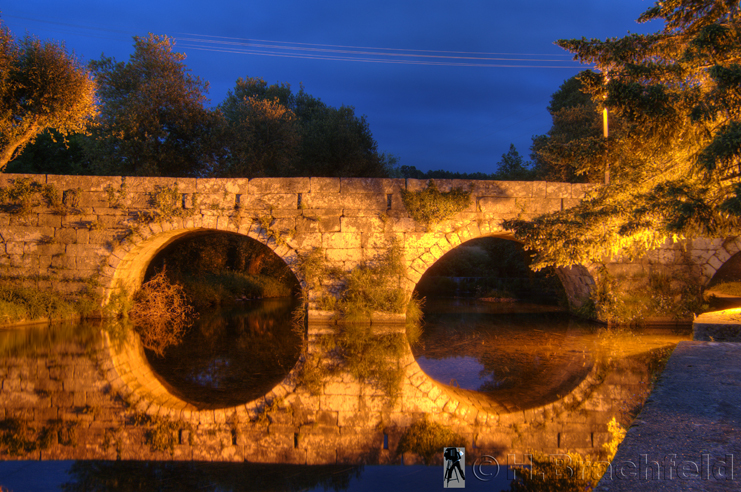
<box><xmin>0</xmin><ymin>284</ymin><xmax>86</xmax><ymax>325</ymax></box>
<box><xmin>706</xmin><ymin>281</ymin><xmax>741</xmax><ymax>296</ymax></box>
<box><xmin>397</xmin><ymin>419</ymin><xmax>466</xmax><ymax>465</ymax></box>
<box><xmin>176</xmin><ymin>271</ymin><xmax>296</xmax><ymax>310</ymax></box>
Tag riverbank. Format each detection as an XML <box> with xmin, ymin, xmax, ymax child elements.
<box><xmin>595</xmin><ymin>340</ymin><xmax>741</xmax><ymax>491</ymax></box>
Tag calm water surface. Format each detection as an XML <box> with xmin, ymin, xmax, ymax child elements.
<box><xmin>145</xmin><ymin>298</ymin><xmax>302</xmax><ymax>408</ymax></box>
<box><xmin>0</xmin><ymin>297</ymin><xmax>692</xmax><ymax>491</ymax></box>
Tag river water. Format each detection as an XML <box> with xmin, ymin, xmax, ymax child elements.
<box><xmin>0</xmin><ymin>298</ymin><xmax>691</xmax><ymax>491</ymax></box>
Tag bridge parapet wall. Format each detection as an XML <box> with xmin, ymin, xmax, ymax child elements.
<box><xmin>0</xmin><ymin>173</ymin><xmax>594</xmax><ymax>315</ymax></box>
<box><xmin>0</xmin><ymin>173</ymin><xmax>735</xmax><ymax>321</ymax></box>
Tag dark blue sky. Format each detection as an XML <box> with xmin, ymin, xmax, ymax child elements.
<box><xmin>3</xmin><ymin>1</ymin><xmax>661</xmax><ymax>174</ymax></box>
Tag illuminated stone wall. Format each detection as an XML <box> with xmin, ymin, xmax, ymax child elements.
<box><xmin>0</xmin><ymin>174</ymin><xmax>597</xmax><ymax>320</ymax></box>
<box><xmin>0</xmin><ymin>327</ymin><xmax>656</xmax><ymax>464</ymax></box>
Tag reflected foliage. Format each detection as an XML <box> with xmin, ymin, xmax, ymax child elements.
<box><xmin>0</xmin><ymin>319</ymin><xmax>100</xmax><ymax>357</ymax></box>
<box><xmin>397</xmin><ymin>419</ymin><xmax>465</xmax><ymax>465</ymax></box>
<box><xmin>414</xmin><ymin>299</ymin><xmax>690</xmax><ymax>410</ymax></box>
<box><xmin>416</xmin><ymin>306</ymin><xmax>595</xmax><ymax>408</ymax></box>
<box><xmin>62</xmin><ymin>461</ymin><xmax>361</xmax><ymax>492</ymax></box>
<box><xmin>145</xmin><ymin>300</ymin><xmax>302</xmax><ymax>408</ymax></box>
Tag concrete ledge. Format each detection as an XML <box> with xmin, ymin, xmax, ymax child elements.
<box><xmin>596</xmin><ymin>341</ymin><xmax>741</xmax><ymax>491</ymax></box>
<box><xmin>694</xmin><ymin>308</ymin><xmax>741</xmax><ymax>341</ymax></box>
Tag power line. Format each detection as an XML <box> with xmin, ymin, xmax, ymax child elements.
<box><xmin>176</xmin><ymin>32</ymin><xmax>576</xmax><ymax>58</ymax></box>
<box><xmin>3</xmin><ymin>12</ymin><xmax>589</xmax><ymax>69</ymax></box>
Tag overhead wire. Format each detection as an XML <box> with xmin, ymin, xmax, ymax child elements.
<box><xmin>3</xmin><ymin>12</ymin><xmax>589</xmax><ymax>69</ymax></box>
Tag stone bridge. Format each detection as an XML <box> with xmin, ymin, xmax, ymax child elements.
<box><xmin>2</xmin><ymin>173</ymin><xmax>737</xmax><ymax>322</ymax></box>
<box><xmin>1</xmin><ymin>173</ymin><xmax>736</xmax><ymax>465</ymax></box>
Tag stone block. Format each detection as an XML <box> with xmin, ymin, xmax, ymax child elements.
<box><xmin>310</xmin><ymin>177</ymin><xmax>340</xmax><ymax>193</ymax></box>
<box><xmin>305</xmin><ymin>193</ymin><xmax>387</xmax><ymax>210</ymax></box>
<box><xmin>197</xmin><ymin>177</ymin><xmax>249</xmax><ymax>195</ymax></box>
<box><xmin>341</xmin><ymin>216</ymin><xmax>385</xmax><ymax>233</ymax></box>
<box><xmin>546</xmin><ymin>182</ymin><xmax>572</xmax><ymax>198</ymax></box>
<box><xmin>249</xmin><ymin>177</ymin><xmax>310</xmax><ymax>194</ymax></box>
<box><xmin>321</xmin><ymin>394</ymin><xmax>359</xmax><ymax>413</ymax></box>
<box><xmin>239</xmin><ymin>193</ymin><xmax>297</xmax><ymax>210</ymax></box>
<box><xmin>515</xmin><ymin>197</ymin><xmax>562</xmax><ymax>214</ymax></box>
<box><xmin>123</xmin><ymin>176</ymin><xmax>196</xmax><ymax>193</ymax></box>
<box><xmin>478</xmin><ymin>197</ymin><xmax>517</xmax><ymax>214</ymax></box>
<box><xmin>572</xmin><ymin>183</ymin><xmax>598</xmax><ymax>199</ymax></box>
<box><xmin>341</xmin><ymin>177</ymin><xmax>405</xmax><ymax>194</ymax></box>
<box><xmin>322</xmin><ymin>232</ymin><xmax>362</xmax><ymax>249</ymax></box>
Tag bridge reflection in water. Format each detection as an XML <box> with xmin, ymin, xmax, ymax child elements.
<box><xmin>0</xmin><ymin>301</ymin><xmax>690</xmax><ymax>470</ymax></box>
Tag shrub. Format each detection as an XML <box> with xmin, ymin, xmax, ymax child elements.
<box><xmin>129</xmin><ymin>269</ymin><xmax>196</xmax><ymax>356</ymax></box>
<box><xmin>400</xmin><ymin>180</ymin><xmax>471</xmax><ymax>230</ymax></box>
<box><xmin>0</xmin><ymin>285</ymin><xmax>78</xmax><ymax>324</ymax></box>
<box><xmin>397</xmin><ymin>419</ymin><xmax>466</xmax><ymax>465</ymax></box>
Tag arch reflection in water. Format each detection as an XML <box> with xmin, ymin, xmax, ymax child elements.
<box><xmin>413</xmin><ymin>299</ymin><xmax>691</xmax><ymax>411</ymax></box>
<box><xmin>145</xmin><ymin>298</ymin><xmax>302</xmax><ymax>408</ymax></box>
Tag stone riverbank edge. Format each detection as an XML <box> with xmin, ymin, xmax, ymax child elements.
<box><xmin>595</xmin><ymin>340</ymin><xmax>741</xmax><ymax>491</ymax></box>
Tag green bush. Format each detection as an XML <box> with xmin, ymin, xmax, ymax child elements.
<box><xmin>400</xmin><ymin>180</ymin><xmax>471</xmax><ymax>230</ymax></box>
<box><xmin>590</xmin><ymin>268</ymin><xmax>703</xmax><ymax>324</ymax></box>
<box><xmin>397</xmin><ymin>419</ymin><xmax>466</xmax><ymax>465</ymax></box>
<box><xmin>177</xmin><ymin>271</ymin><xmax>295</xmax><ymax>310</ymax></box>
<box><xmin>0</xmin><ymin>285</ymin><xmax>79</xmax><ymax>324</ymax></box>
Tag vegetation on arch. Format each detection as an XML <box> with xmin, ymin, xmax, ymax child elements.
<box><xmin>401</xmin><ymin>180</ymin><xmax>472</xmax><ymax>230</ymax></box>
<box><xmin>506</xmin><ymin>0</ymin><xmax>741</xmax><ymax>269</ymax></box>
<box><xmin>292</xmin><ymin>242</ymin><xmax>422</xmax><ymax>397</ymax></box>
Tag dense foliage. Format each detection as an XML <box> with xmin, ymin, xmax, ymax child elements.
<box><xmin>530</xmin><ymin>73</ymin><xmax>621</xmax><ymax>183</ymax></box>
<box><xmin>86</xmin><ymin>34</ymin><xmax>219</xmax><ymax>177</ymax></box>
<box><xmin>506</xmin><ymin>0</ymin><xmax>741</xmax><ymax>269</ymax></box>
<box><xmin>400</xmin><ymin>180</ymin><xmax>471</xmax><ymax>229</ymax></box>
<box><xmin>0</xmin><ymin>19</ymin><xmax>96</xmax><ymax>171</ymax></box>
<box><xmin>216</xmin><ymin>77</ymin><xmax>394</xmax><ymax>178</ymax></box>
<box><xmin>6</xmin><ymin>32</ymin><xmax>396</xmax><ymax>178</ymax></box>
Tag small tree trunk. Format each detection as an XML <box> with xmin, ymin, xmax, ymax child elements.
<box><xmin>0</xmin><ymin>123</ymin><xmax>40</xmax><ymax>171</ymax></box>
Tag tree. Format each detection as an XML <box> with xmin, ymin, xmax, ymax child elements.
<box><xmin>506</xmin><ymin>0</ymin><xmax>741</xmax><ymax>270</ymax></box>
<box><xmin>217</xmin><ymin>78</ymin><xmax>300</xmax><ymax>177</ymax></box>
<box><xmin>530</xmin><ymin>73</ymin><xmax>615</xmax><ymax>183</ymax></box>
<box><xmin>215</xmin><ymin>77</ymin><xmax>394</xmax><ymax>177</ymax></box>
<box><xmin>0</xmin><ymin>20</ymin><xmax>96</xmax><ymax>171</ymax></box>
<box><xmin>87</xmin><ymin>34</ymin><xmax>219</xmax><ymax>177</ymax></box>
<box><xmin>494</xmin><ymin>144</ymin><xmax>534</xmax><ymax>180</ymax></box>
<box><xmin>5</xmin><ymin>130</ymin><xmax>88</xmax><ymax>175</ymax></box>
<box><xmin>293</xmin><ymin>90</ymin><xmax>392</xmax><ymax>177</ymax></box>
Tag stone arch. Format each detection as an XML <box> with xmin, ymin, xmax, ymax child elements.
<box><xmin>691</xmin><ymin>237</ymin><xmax>741</xmax><ymax>286</ymax></box>
<box><xmin>703</xmin><ymin>236</ymin><xmax>741</xmax><ymax>286</ymax></box>
<box><xmin>402</xmin><ymin>223</ymin><xmax>596</xmax><ymax>310</ymax></box>
<box><xmin>100</xmin><ymin>216</ymin><xmax>301</xmax><ymax>305</ymax></box>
